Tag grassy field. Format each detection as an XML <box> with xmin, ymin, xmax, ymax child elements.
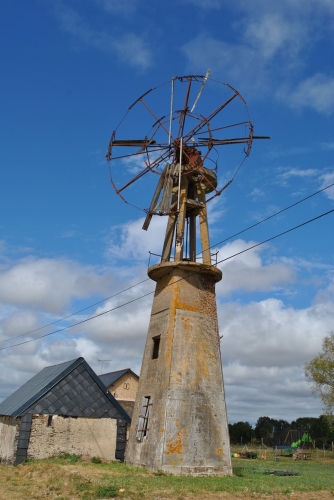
<box><xmin>0</xmin><ymin>452</ymin><xmax>333</xmax><ymax>500</ymax></box>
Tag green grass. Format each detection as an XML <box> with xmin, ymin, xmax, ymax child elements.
<box><xmin>0</xmin><ymin>453</ymin><xmax>333</xmax><ymax>499</ymax></box>
<box><xmin>57</xmin><ymin>452</ymin><xmax>82</xmax><ymax>463</ymax></box>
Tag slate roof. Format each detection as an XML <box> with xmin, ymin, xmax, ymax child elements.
<box><xmin>0</xmin><ymin>357</ymin><xmax>130</xmax><ymax>423</ymax></box>
<box><xmin>99</xmin><ymin>368</ymin><xmax>139</xmax><ymax>388</ymax></box>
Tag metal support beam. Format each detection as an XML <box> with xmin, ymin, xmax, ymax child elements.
<box><xmin>189</xmin><ymin>214</ymin><xmax>196</xmax><ymax>262</ymax></box>
<box><xmin>197</xmin><ymin>184</ymin><xmax>211</xmax><ymax>265</ymax></box>
<box><xmin>174</xmin><ymin>177</ymin><xmax>188</xmax><ymax>262</ymax></box>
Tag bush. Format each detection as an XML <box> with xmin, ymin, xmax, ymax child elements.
<box><xmin>91</xmin><ymin>456</ymin><xmax>102</xmax><ymax>464</ymax></box>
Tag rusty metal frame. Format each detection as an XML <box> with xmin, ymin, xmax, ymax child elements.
<box><xmin>106</xmin><ymin>75</ymin><xmax>255</xmax><ymax>215</ymax></box>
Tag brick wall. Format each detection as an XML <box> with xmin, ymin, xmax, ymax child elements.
<box><xmin>27</xmin><ymin>415</ymin><xmax>117</xmax><ymax>460</ymax></box>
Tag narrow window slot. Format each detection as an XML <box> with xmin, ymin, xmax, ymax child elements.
<box><xmin>152</xmin><ymin>336</ymin><xmax>161</xmax><ymax>359</ymax></box>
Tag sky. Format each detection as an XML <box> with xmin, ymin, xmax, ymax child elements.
<box><xmin>1</xmin><ymin>0</ymin><xmax>334</xmax><ymax>425</ymax></box>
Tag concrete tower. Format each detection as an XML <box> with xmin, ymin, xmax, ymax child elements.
<box><xmin>126</xmin><ymin>145</ymin><xmax>232</xmax><ymax>476</ymax></box>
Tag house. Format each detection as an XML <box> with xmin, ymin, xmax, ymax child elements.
<box><xmin>99</xmin><ymin>368</ymin><xmax>139</xmax><ymax>418</ymax></box>
<box><xmin>0</xmin><ymin>357</ymin><xmax>131</xmax><ymax>465</ymax></box>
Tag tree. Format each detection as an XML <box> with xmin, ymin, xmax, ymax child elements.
<box><xmin>254</xmin><ymin>416</ymin><xmax>280</xmax><ymax>445</ymax></box>
<box><xmin>304</xmin><ymin>332</ymin><xmax>334</xmax><ymax>415</ymax></box>
<box><xmin>229</xmin><ymin>421</ymin><xmax>254</xmax><ymax>444</ymax></box>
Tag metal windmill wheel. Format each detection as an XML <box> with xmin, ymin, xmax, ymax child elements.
<box><xmin>106</xmin><ymin>72</ymin><xmax>269</xmax><ymax>264</ymax></box>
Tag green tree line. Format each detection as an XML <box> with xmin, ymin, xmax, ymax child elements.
<box><xmin>229</xmin><ymin>415</ymin><xmax>334</xmax><ymax>447</ymax></box>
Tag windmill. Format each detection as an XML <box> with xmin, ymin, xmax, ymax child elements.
<box><xmin>106</xmin><ymin>73</ymin><xmax>269</xmax><ymax>475</ymax></box>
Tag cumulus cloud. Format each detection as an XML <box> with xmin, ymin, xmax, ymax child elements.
<box><xmin>219</xmin><ymin>297</ymin><xmax>334</xmax><ymax>421</ymax></box>
<box><xmin>0</xmin><ymin>258</ymin><xmax>112</xmax><ymax>314</ymax></box>
<box><xmin>220</xmin><ymin>298</ymin><xmax>334</xmax><ymax>367</ymax></box>
<box><xmin>216</xmin><ymin>239</ymin><xmax>295</xmax><ymax>296</ymax></box>
<box><xmin>106</xmin><ymin>216</ymin><xmax>166</xmax><ymax>263</ymax></box>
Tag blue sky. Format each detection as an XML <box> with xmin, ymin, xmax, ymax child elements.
<box><xmin>1</xmin><ymin>0</ymin><xmax>334</xmax><ymax>424</ymax></box>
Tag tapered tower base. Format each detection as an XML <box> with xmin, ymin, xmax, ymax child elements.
<box><xmin>125</xmin><ymin>261</ymin><xmax>232</xmax><ymax>476</ymax></box>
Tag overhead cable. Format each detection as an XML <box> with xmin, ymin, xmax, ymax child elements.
<box><xmin>1</xmin><ymin>206</ymin><xmax>333</xmax><ymax>352</ymax></box>
<box><xmin>1</xmin><ymin>181</ymin><xmax>333</xmax><ymax>346</ymax></box>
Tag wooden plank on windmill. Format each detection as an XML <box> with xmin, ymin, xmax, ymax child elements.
<box><xmin>142</xmin><ymin>166</ymin><xmax>168</xmax><ymax>230</ymax></box>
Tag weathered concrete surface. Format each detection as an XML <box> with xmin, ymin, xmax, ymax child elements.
<box><xmin>126</xmin><ymin>261</ymin><xmax>232</xmax><ymax>476</ymax></box>
<box><xmin>0</xmin><ymin>416</ymin><xmax>19</xmax><ymax>464</ymax></box>
<box><xmin>27</xmin><ymin>415</ymin><xmax>117</xmax><ymax>460</ymax></box>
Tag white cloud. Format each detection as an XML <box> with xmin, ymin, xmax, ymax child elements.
<box><xmin>279</xmin><ymin>168</ymin><xmax>318</xmax><ymax>179</ymax></box>
<box><xmin>216</xmin><ymin>239</ymin><xmax>295</xmax><ymax>295</ymax></box>
<box><xmin>181</xmin><ymin>6</ymin><xmax>313</xmax><ymax>93</ymax></box>
<box><xmin>0</xmin><ymin>258</ymin><xmax>112</xmax><ymax>314</ymax></box>
<box><xmin>267</xmin><ymin>147</ymin><xmax>312</xmax><ymax>158</ymax></box>
<box><xmin>320</xmin><ymin>171</ymin><xmax>334</xmax><ymax>200</ymax></box>
<box><xmin>181</xmin><ymin>2</ymin><xmax>334</xmax><ymax>113</ymax></box>
<box><xmin>249</xmin><ymin>188</ymin><xmax>265</xmax><ymax>200</ymax></box>
<box><xmin>219</xmin><ymin>294</ymin><xmax>334</xmax><ymax>420</ymax></box>
<box><xmin>0</xmin><ymin>310</ymin><xmax>40</xmax><ymax>341</ymax></box>
<box><xmin>220</xmin><ymin>298</ymin><xmax>334</xmax><ymax>367</ymax></box>
<box><xmin>106</xmin><ymin>216</ymin><xmax>167</xmax><ymax>262</ymax></box>
<box><xmin>182</xmin><ymin>35</ymin><xmax>270</xmax><ymax>94</ymax></box>
<box><xmin>54</xmin><ymin>2</ymin><xmax>152</xmax><ymax>70</ymax></box>
<box><xmin>243</xmin><ymin>13</ymin><xmax>307</xmax><ymax>60</ymax></box>
<box><xmin>281</xmin><ymin>74</ymin><xmax>334</xmax><ymax>115</ymax></box>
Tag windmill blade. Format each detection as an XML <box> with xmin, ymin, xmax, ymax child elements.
<box><xmin>159</xmin><ymin>164</ymin><xmax>174</xmax><ymax>213</ymax></box>
<box><xmin>190</xmin><ymin>69</ymin><xmax>211</xmax><ymax>113</ymax></box>
<box><xmin>142</xmin><ymin>164</ymin><xmax>169</xmax><ymax>231</ymax></box>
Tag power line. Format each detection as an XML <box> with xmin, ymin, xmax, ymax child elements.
<box><xmin>198</xmin><ymin>182</ymin><xmax>334</xmax><ymax>255</ymax></box>
<box><xmin>1</xmin><ymin>181</ymin><xmax>333</xmax><ymax>346</ymax></box>
<box><xmin>1</xmin><ymin>207</ymin><xmax>333</xmax><ymax>352</ymax></box>
<box><xmin>0</xmin><ymin>278</ymin><xmax>150</xmax><ymax>344</ymax></box>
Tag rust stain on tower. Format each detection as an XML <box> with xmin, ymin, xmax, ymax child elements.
<box><xmin>106</xmin><ymin>73</ymin><xmax>269</xmax><ymax>476</ymax></box>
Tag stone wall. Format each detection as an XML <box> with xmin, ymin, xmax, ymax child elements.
<box><xmin>27</xmin><ymin>415</ymin><xmax>117</xmax><ymax>460</ymax></box>
<box><xmin>0</xmin><ymin>416</ymin><xmax>20</xmax><ymax>464</ymax></box>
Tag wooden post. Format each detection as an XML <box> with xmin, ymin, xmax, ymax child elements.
<box><xmin>161</xmin><ymin>191</ymin><xmax>178</xmax><ymax>262</ymax></box>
